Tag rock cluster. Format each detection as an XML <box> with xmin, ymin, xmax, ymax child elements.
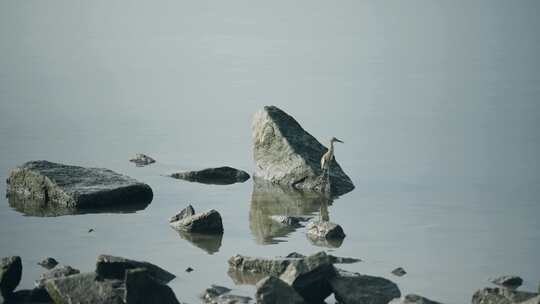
<box><xmin>169</xmin><ymin>205</ymin><xmax>224</xmax><ymax>234</ymax></box>
<box><xmin>472</xmin><ymin>274</ymin><xmax>540</xmax><ymax>304</ymax></box>
<box><xmin>171</xmin><ymin>167</ymin><xmax>250</xmax><ymax>185</ymax></box>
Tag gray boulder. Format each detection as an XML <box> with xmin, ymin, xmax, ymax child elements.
<box><xmin>255</xmin><ymin>276</ymin><xmax>305</xmax><ymax>304</ymax></box>
<box><xmin>228</xmin><ymin>254</ymin><xmax>299</xmax><ymax>277</ymax></box>
<box><xmin>6</xmin><ymin>161</ymin><xmax>153</xmax><ymax>211</ymax></box>
<box><xmin>171</xmin><ymin>167</ymin><xmax>250</xmax><ymax>185</ymax></box>
<box><xmin>35</xmin><ymin>265</ymin><xmax>80</xmax><ymax>289</ymax></box>
<box><xmin>0</xmin><ymin>256</ymin><xmax>22</xmax><ymax>298</ymax></box>
<box><xmin>306</xmin><ymin>220</ymin><xmax>346</xmax><ymax>240</ymax></box>
<box><xmin>124</xmin><ymin>268</ymin><xmax>180</xmax><ymax>304</ymax></box>
<box><xmin>329</xmin><ymin>268</ymin><xmax>401</xmax><ymax>304</ymax></box>
<box><xmin>389</xmin><ymin>294</ymin><xmax>443</xmax><ymax>304</ymax></box>
<box><xmin>490</xmin><ymin>275</ymin><xmax>523</xmax><ymax>289</ymax></box>
<box><xmin>201</xmin><ymin>285</ymin><xmax>252</xmax><ymax>304</ymax></box>
<box><xmin>129</xmin><ymin>154</ymin><xmax>156</xmax><ymax>166</ymax></box>
<box><xmin>252</xmin><ymin>106</ymin><xmax>354</xmax><ymax>196</ymax></box>
<box><xmin>37</xmin><ymin>257</ymin><xmax>59</xmax><ymax>270</ymax></box>
<box><xmin>472</xmin><ymin>288</ymin><xmax>538</xmax><ymax>304</ymax></box>
<box><xmin>169</xmin><ymin>209</ymin><xmax>224</xmax><ymax>234</ymax></box>
<box><xmin>96</xmin><ymin>255</ymin><xmax>176</xmax><ymax>284</ymax></box>
<box><xmin>45</xmin><ymin>272</ymin><xmax>124</xmax><ymax>304</ymax></box>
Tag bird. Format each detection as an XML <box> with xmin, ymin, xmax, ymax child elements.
<box><xmin>320</xmin><ymin>137</ymin><xmax>344</xmax><ymax>174</ymax></box>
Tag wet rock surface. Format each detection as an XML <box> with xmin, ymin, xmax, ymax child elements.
<box><xmin>0</xmin><ymin>256</ymin><xmax>22</xmax><ymax>299</ymax></box>
<box><xmin>490</xmin><ymin>275</ymin><xmax>523</xmax><ymax>289</ymax></box>
<box><xmin>389</xmin><ymin>294</ymin><xmax>443</xmax><ymax>304</ymax></box>
<box><xmin>124</xmin><ymin>268</ymin><xmax>180</xmax><ymax>304</ymax></box>
<box><xmin>96</xmin><ymin>254</ymin><xmax>176</xmax><ymax>284</ymax></box>
<box><xmin>35</xmin><ymin>265</ymin><xmax>80</xmax><ymax>289</ymax></box>
<box><xmin>329</xmin><ymin>268</ymin><xmax>401</xmax><ymax>304</ymax></box>
<box><xmin>255</xmin><ymin>276</ymin><xmax>305</xmax><ymax>304</ymax></box>
<box><xmin>37</xmin><ymin>257</ymin><xmax>58</xmax><ymax>270</ymax></box>
<box><xmin>306</xmin><ymin>220</ymin><xmax>346</xmax><ymax>240</ymax></box>
<box><xmin>171</xmin><ymin>166</ymin><xmax>250</xmax><ymax>185</ymax></box>
<box><xmin>129</xmin><ymin>153</ymin><xmax>156</xmax><ymax>166</ymax></box>
<box><xmin>170</xmin><ymin>208</ymin><xmax>224</xmax><ymax>234</ymax></box>
<box><xmin>6</xmin><ymin>161</ymin><xmax>153</xmax><ymax>212</ymax></box>
<box><xmin>252</xmin><ymin>106</ymin><xmax>354</xmax><ymax>196</ymax></box>
<box><xmin>45</xmin><ymin>272</ymin><xmax>125</xmax><ymax>304</ymax></box>
<box><xmin>472</xmin><ymin>287</ymin><xmax>538</xmax><ymax>304</ymax></box>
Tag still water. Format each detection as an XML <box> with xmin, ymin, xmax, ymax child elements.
<box><xmin>1</xmin><ymin>1</ymin><xmax>539</xmax><ymax>303</ymax></box>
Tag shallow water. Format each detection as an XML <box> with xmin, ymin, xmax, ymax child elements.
<box><xmin>1</xmin><ymin>1</ymin><xmax>539</xmax><ymax>303</ymax></box>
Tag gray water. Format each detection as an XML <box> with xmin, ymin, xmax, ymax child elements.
<box><xmin>1</xmin><ymin>1</ymin><xmax>539</xmax><ymax>303</ymax></box>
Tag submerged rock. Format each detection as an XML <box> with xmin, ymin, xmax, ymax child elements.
<box><xmin>252</xmin><ymin>106</ymin><xmax>354</xmax><ymax>196</ymax></box>
<box><xmin>472</xmin><ymin>287</ymin><xmax>538</xmax><ymax>304</ymax></box>
<box><xmin>96</xmin><ymin>255</ymin><xmax>176</xmax><ymax>284</ymax></box>
<box><xmin>35</xmin><ymin>265</ymin><xmax>80</xmax><ymax>289</ymax></box>
<box><xmin>201</xmin><ymin>285</ymin><xmax>252</xmax><ymax>304</ymax></box>
<box><xmin>490</xmin><ymin>275</ymin><xmax>523</xmax><ymax>289</ymax></box>
<box><xmin>255</xmin><ymin>276</ymin><xmax>305</xmax><ymax>304</ymax></box>
<box><xmin>171</xmin><ymin>167</ymin><xmax>250</xmax><ymax>185</ymax></box>
<box><xmin>306</xmin><ymin>220</ymin><xmax>346</xmax><ymax>240</ymax></box>
<box><xmin>390</xmin><ymin>294</ymin><xmax>443</xmax><ymax>304</ymax></box>
<box><xmin>170</xmin><ymin>208</ymin><xmax>224</xmax><ymax>234</ymax></box>
<box><xmin>129</xmin><ymin>154</ymin><xmax>156</xmax><ymax>166</ymax></box>
<box><xmin>391</xmin><ymin>267</ymin><xmax>407</xmax><ymax>277</ymax></box>
<box><xmin>6</xmin><ymin>161</ymin><xmax>153</xmax><ymax>212</ymax></box>
<box><xmin>124</xmin><ymin>268</ymin><xmax>180</xmax><ymax>304</ymax></box>
<box><xmin>38</xmin><ymin>257</ymin><xmax>59</xmax><ymax>270</ymax></box>
<box><xmin>0</xmin><ymin>256</ymin><xmax>22</xmax><ymax>298</ymax></box>
<box><xmin>329</xmin><ymin>268</ymin><xmax>401</xmax><ymax>304</ymax></box>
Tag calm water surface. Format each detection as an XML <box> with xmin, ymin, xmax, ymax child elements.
<box><xmin>1</xmin><ymin>1</ymin><xmax>539</xmax><ymax>303</ymax></box>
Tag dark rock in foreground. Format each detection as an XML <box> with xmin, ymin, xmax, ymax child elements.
<box><xmin>201</xmin><ymin>285</ymin><xmax>252</xmax><ymax>304</ymax></box>
<box><xmin>329</xmin><ymin>268</ymin><xmax>401</xmax><ymax>304</ymax></box>
<box><xmin>255</xmin><ymin>276</ymin><xmax>305</xmax><ymax>304</ymax></box>
<box><xmin>35</xmin><ymin>265</ymin><xmax>80</xmax><ymax>289</ymax></box>
<box><xmin>96</xmin><ymin>255</ymin><xmax>176</xmax><ymax>284</ymax></box>
<box><xmin>129</xmin><ymin>154</ymin><xmax>156</xmax><ymax>166</ymax></box>
<box><xmin>8</xmin><ymin>288</ymin><xmax>51</xmax><ymax>303</ymax></box>
<box><xmin>6</xmin><ymin>161</ymin><xmax>153</xmax><ymax>211</ymax></box>
<box><xmin>171</xmin><ymin>167</ymin><xmax>250</xmax><ymax>185</ymax></box>
<box><xmin>252</xmin><ymin>106</ymin><xmax>354</xmax><ymax>196</ymax></box>
<box><xmin>125</xmin><ymin>268</ymin><xmax>180</xmax><ymax>304</ymax></box>
<box><xmin>472</xmin><ymin>287</ymin><xmax>538</xmax><ymax>304</ymax></box>
<box><xmin>390</xmin><ymin>294</ymin><xmax>443</xmax><ymax>304</ymax></box>
<box><xmin>45</xmin><ymin>272</ymin><xmax>124</xmax><ymax>304</ymax></box>
<box><xmin>306</xmin><ymin>220</ymin><xmax>346</xmax><ymax>240</ymax></box>
<box><xmin>490</xmin><ymin>275</ymin><xmax>523</xmax><ymax>289</ymax></box>
<box><xmin>391</xmin><ymin>267</ymin><xmax>407</xmax><ymax>277</ymax></box>
<box><xmin>37</xmin><ymin>257</ymin><xmax>58</xmax><ymax>270</ymax></box>
<box><xmin>0</xmin><ymin>256</ymin><xmax>22</xmax><ymax>298</ymax></box>
<box><xmin>170</xmin><ymin>207</ymin><xmax>224</xmax><ymax>234</ymax></box>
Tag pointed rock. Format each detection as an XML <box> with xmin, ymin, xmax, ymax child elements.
<box><xmin>255</xmin><ymin>276</ymin><xmax>305</xmax><ymax>304</ymax></box>
<box><xmin>96</xmin><ymin>255</ymin><xmax>175</xmax><ymax>284</ymax></box>
<box><xmin>329</xmin><ymin>268</ymin><xmax>401</xmax><ymax>304</ymax></box>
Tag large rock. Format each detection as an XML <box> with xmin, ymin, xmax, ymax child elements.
<box><xmin>490</xmin><ymin>275</ymin><xmax>523</xmax><ymax>289</ymax></box>
<box><xmin>6</xmin><ymin>161</ymin><xmax>153</xmax><ymax>211</ymax></box>
<box><xmin>96</xmin><ymin>255</ymin><xmax>176</xmax><ymax>284</ymax></box>
<box><xmin>0</xmin><ymin>256</ymin><xmax>22</xmax><ymax>298</ymax></box>
<box><xmin>169</xmin><ymin>209</ymin><xmax>224</xmax><ymax>234</ymax></box>
<box><xmin>124</xmin><ymin>268</ymin><xmax>180</xmax><ymax>304</ymax></box>
<box><xmin>252</xmin><ymin>106</ymin><xmax>354</xmax><ymax>196</ymax></box>
<box><xmin>472</xmin><ymin>287</ymin><xmax>538</xmax><ymax>304</ymax></box>
<box><xmin>306</xmin><ymin>220</ymin><xmax>346</xmax><ymax>239</ymax></box>
<box><xmin>389</xmin><ymin>294</ymin><xmax>443</xmax><ymax>304</ymax></box>
<box><xmin>171</xmin><ymin>167</ymin><xmax>250</xmax><ymax>185</ymax></box>
<box><xmin>329</xmin><ymin>268</ymin><xmax>401</xmax><ymax>304</ymax></box>
<box><xmin>255</xmin><ymin>276</ymin><xmax>305</xmax><ymax>304</ymax></box>
<box><xmin>45</xmin><ymin>272</ymin><xmax>124</xmax><ymax>304</ymax></box>
<box><xmin>35</xmin><ymin>265</ymin><xmax>80</xmax><ymax>289</ymax></box>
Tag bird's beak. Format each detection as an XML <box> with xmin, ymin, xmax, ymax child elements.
<box><xmin>336</xmin><ymin>138</ymin><xmax>344</xmax><ymax>143</ymax></box>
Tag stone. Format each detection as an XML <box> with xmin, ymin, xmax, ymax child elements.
<box><xmin>306</xmin><ymin>220</ymin><xmax>346</xmax><ymax>239</ymax></box>
<box><xmin>520</xmin><ymin>295</ymin><xmax>540</xmax><ymax>304</ymax></box>
<box><xmin>490</xmin><ymin>275</ymin><xmax>523</xmax><ymax>289</ymax></box>
<box><xmin>8</xmin><ymin>288</ymin><xmax>52</xmax><ymax>303</ymax></box>
<box><xmin>279</xmin><ymin>252</ymin><xmax>336</xmax><ymax>303</ymax></box>
<box><xmin>45</xmin><ymin>272</ymin><xmax>124</xmax><ymax>304</ymax></box>
<box><xmin>329</xmin><ymin>268</ymin><xmax>401</xmax><ymax>304</ymax></box>
<box><xmin>35</xmin><ymin>265</ymin><xmax>80</xmax><ymax>289</ymax></box>
<box><xmin>228</xmin><ymin>255</ymin><xmax>303</xmax><ymax>278</ymax></box>
<box><xmin>391</xmin><ymin>267</ymin><xmax>407</xmax><ymax>277</ymax></box>
<box><xmin>129</xmin><ymin>154</ymin><xmax>156</xmax><ymax>166</ymax></box>
<box><xmin>124</xmin><ymin>268</ymin><xmax>180</xmax><ymax>304</ymax></box>
<box><xmin>269</xmin><ymin>215</ymin><xmax>311</xmax><ymax>227</ymax></box>
<box><xmin>255</xmin><ymin>276</ymin><xmax>305</xmax><ymax>304</ymax></box>
<box><xmin>201</xmin><ymin>285</ymin><xmax>252</xmax><ymax>304</ymax></box>
<box><xmin>252</xmin><ymin>106</ymin><xmax>354</xmax><ymax>196</ymax></box>
<box><xmin>6</xmin><ymin>160</ymin><xmax>153</xmax><ymax>211</ymax></box>
<box><xmin>171</xmin><ymin>167</ymin><xmax>250</xmax><ymax>185</ymax></box>
<box><xmin>169</xmin><ymin>209</ymin><xmax>224</xmax><ymax>234</ymax></box>
<box><xmin>96</xmin><ymin>255</ymin><xmax>175</xmax><ymax>284</ymax></box>
<box><xmin>389</xmin><ymin>294</ymin><xmax>443</xmax><ymax>304</ymax></box>
<box><xmin>38</xmin><ymin>257</ymin><xmax>59</xmax><ymax>270</ymax></box>
<box><xmin>472</xmin><ymin>287</ymin><xmax>538</xmax><ymax>304</ymax></box>
<box><xmin>0</xmin><ymin>256</ymin><xmax>22</xmax><ymax>298</ymax></box>
<box><xmin>169</xmin><ymin>205</ymin><xmax>195</xmax><ymax>223</ymax></box>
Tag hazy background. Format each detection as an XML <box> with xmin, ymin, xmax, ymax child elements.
<box><xmin>1</xmin><ymin>1</ymin><xmax>539</xmax><ymax>303</ymax></box>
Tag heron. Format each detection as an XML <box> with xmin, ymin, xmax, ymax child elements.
<box><xmin>320</xmin><ymin>137</ymin><xmax>344</xmax><ymax>175</ymax></box>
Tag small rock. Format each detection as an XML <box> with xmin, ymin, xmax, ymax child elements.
<box><xmin>38</xmin><ymin>257</ymin><xmax>59</xmax><ymax>270</ymax></box>
<box><xmin>35</xmin><ymin>265</ymin><xmax>80</xmax><ymax>289</ymax></box>
<box><xmin>306</xmin><ymin>220</ymin><xmax>346</xmax><ymax>239</ymax></box>
<box><xmin>390</xmin><ymin>294</ymin><xmax>443</xmax><ymax>304</ymax></box>
<box><xmin>129</xmin><ymin>154</ymin><xmax>156</xmax><ymax>166</ymax></box>
<box><xmin>171</xmin><ymin>167</ymin><xmax>250</xmax><ymax>185</ymax></box>
<box><xmin>8</xmin><ymin>288</ymin><xmax>51</xmax><ymax>303</ymax></box>
<box><xmin>269</xmin><ymin>215</ymin><xmax>311</xmax><ymax>227</ymax></box>
<box><xmin>201</xmin><ymin>285</ymin><xmax>252</xmax><ymax>304</ymax></box>
<box><xmin>169</xmin><ymin>209</ymin><xmax>224</xmax><ymax>234</ymax></box>
<box><xmin>255</xmin><ymin>276</ymin><xmax>305</xmax><ymax>304</ymax></box>
<box><xmin>186</xmin><ymin>267</ymin><xmax>194</xmax><ymax>273</ymax></box>
<box><xmin>88</xmin><ymin>229</ymin><xmax>94</xmax><ymax>233</ymax></box>
<box><xmin>472</xmin><ymin>287</ymin><xmax>538</xmax><ymax>304</ymax></box>
<box><xmin>96</xmin><ymin>255</ymin><xmax>176</xmax><ymax>284</ymax></box>
<box><xmin>490</xmin><ymin>275</ymin><xmax>523</xmax><ymax>289</ymax></box>
<box><xmin>0</xmin><ymin>256</ymin><xmax>22</xmax><ymax>298</ymax></box>
<box><xmin>392</xmin><ymin>267</ymin><xmax>407</xmax><ymax>277</ymax></box>
<box><xmin>125</xmin><ymin>268</ymin><xmax>180</xmax><ymax>304</ymax></box>
<box><xmin>169</xmin><ymin>205</ymin><xmax>196</xmax><ymax>223</ymax></box>
<box><xmin>329</xmin><ymin>268</ymin><xmax>401</xmax><ymax>304</ymax></box>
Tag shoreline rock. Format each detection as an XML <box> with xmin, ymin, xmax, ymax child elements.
<box><xmin>255</xmin><ymin>276</ymin><xmax>305</xmax><ymax>304</ymax></box>
<box><xmin>0</xmin><ymin>256</ymin><xmax>22</xmax><ymax>299</ymax></box>
<box><xmin>472</xmin><ymin>287</ymin><xmax>538</xmax><ymax>304</ymax></box>
<box><xmin>306</xmin><ymin>220</ymin><xmax>346</xmax><ymax>240</ymax></box>
<box><xmin>170</xmin><ymin>207</ymin><xmax>224</xmax><ymax>234</ymax></box>
<box><xmin>329</xmin><ymin>268</ymin><xmax>401</xmax><ymax>304</ymax></box>
<box><xmin>171</xmin><ymin>167</ymin><xmax>250</xmax><ymax>185</ymax></box>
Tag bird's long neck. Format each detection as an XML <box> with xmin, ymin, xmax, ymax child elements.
<box><xmin>328</xmin><ymin>141</ymin><xmax>335</xmax><ymax>155</ymax></box>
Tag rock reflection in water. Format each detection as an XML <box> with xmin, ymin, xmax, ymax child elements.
<box><xmin>176</xmin><ymin>230</ymin><xmax>223</xmax><ymax>254</ymax></box>
<box><xmin>227</xmin><ymin>268</ymin><xmax>267</xmax><ymax>285</ymax></box>
<box><xmin>249</xmin><ymin>179</ymin><xmax>330</xmax><ymax>244</ymax></box>
<box><xmin>7</xmin><ymin>194</ymin><xmax>151</xmax><ymax>217</ymax></box>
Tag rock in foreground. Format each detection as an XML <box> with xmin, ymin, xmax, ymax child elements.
<box><xmin>0</xmin><ymin>256</ymin><xmax>22</xmax><ymax>298</ymax></box>
<box><xmin>6</xmin><ymin>161</ymin><xmax>153</xmax><ymax>210</ymax></box>
<box><xmin>35</xmin><ymin>265</ymin><xmax>80</xmax><ymax>289</ymax></box>
<box><xmin>171</xmin><ymin>167</ymin><xmax>250</xmax><ymax>185</ymax></box>
<box><xmin>472</xmin><ymin>287</ymin><xmax>538</xmax><ymax>304</ymax></box>
<box><xmin>329</xmin><ymin>269</ymin><xmax>401</xmax><ymax>304</ymax></box>
<box><xmin>170</xmin><ymin>208</ymin><xmax>224</xmax><ymax>234</ymax></box>
<box><xmin>252</xmin><ymin>106</ymin><xmax>354</xmax><ymax>196</ymax></box>
<box><xmin>96</xmin><ymin>255</ymin><xmax>176</xmax><ymax>284</ymax></box>
<box><xmin>390</xmin><ymin>294</ymin><xmax>443</xmax><ymax>304</ymax></box>
<box><xmin>255</xmin><ymin>276</ymin><xmax>305</xmax><ymax>304</ymax></box>
<box><xmin>201</xmin><ymin>285</ymin><xmax>252</xmax><ymax>304</ymax></box>
<box><xmin>45</xmin><ymin>272</ymin><xmax>124</xmax><ymax>304</ymax></box>
<box><xmin>125</xmin><ymin>268</ymin><xmax>180</xmax><ymax>304</ymax></box>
